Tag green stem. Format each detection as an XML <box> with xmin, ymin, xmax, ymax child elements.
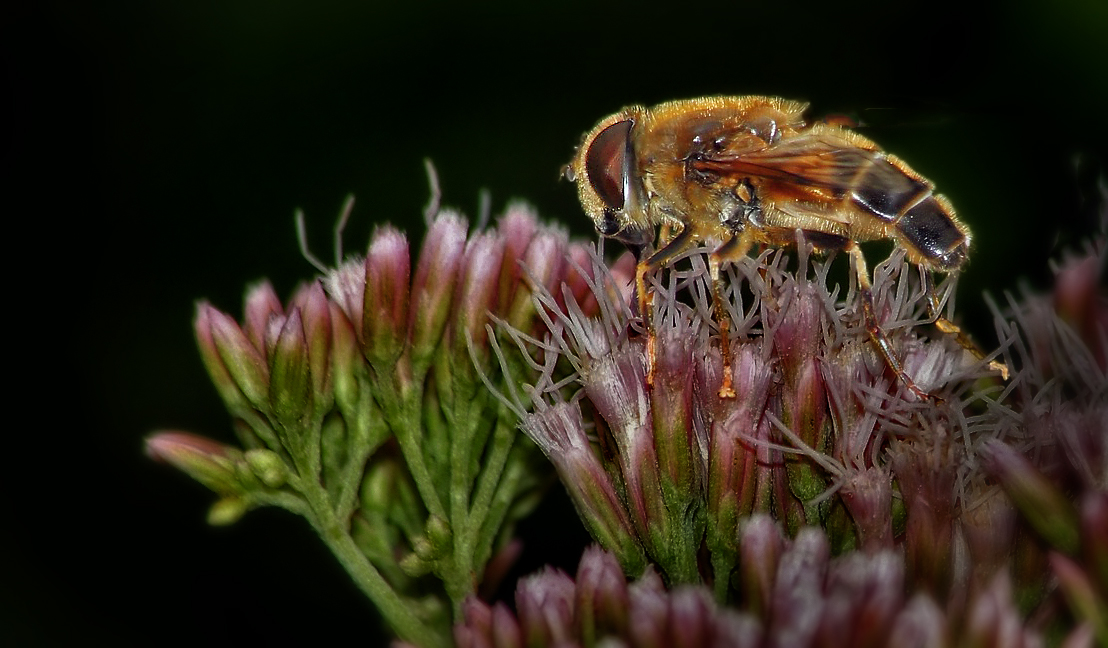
<box><xmin>444</xmin><ymin>370</ymin><xmax>487</xmax><ymax>612</ymax></box>
<box><xmin>377</xmin><ymin>365</ymin><xmax>447</xmax><ymax>521</ymax></box>
<box><xmin>465</xmin><ymin>416</ymin><xmax>516</xmax><ymax>572</ymax></box>
<box><xmin>305</xmin><ymin>479</ymin><xmax>447</xmax><ymax>648</ymax></box>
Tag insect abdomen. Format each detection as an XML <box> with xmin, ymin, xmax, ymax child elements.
<box><xmin>847</xmin><ymin>153</ymin><xmax>930</xmax><ymax>222</ymax></box>
<box><xmin>848</xmin><ymin>154</ymin><xmax>968</xmax><ymax>271</ymax></box>
<box><xmin>896</xmin><ymin>197</ymin><xmax>968</xmax><ymax>271</ymax></box>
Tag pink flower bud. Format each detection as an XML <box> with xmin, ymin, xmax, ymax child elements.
<box><xmin>200</xmin><ymin>302</ymin><xmax>270</xmax><ymax>411</ymax></box>
<box><xmin>769</xmin><ymin>528</ymin><xmax>829</xmax><ymax>646</ymax></box>
<box><xmin>454</xmin><ymin>232</ymin><xmax>504</xmax><ymax>354</ymax></box>
<box><xmin>515</xmin><ymin>567</ymin><xmax>575</xmax><ymax>646</ymax></box>
<box><xmin>737</xmin><ymin>515</ymin><xmax>785</xmax><ymax>619</ymax></box>
<box><xmin>363</xmin><ymin>226</ymin><xmax>410</xmax><ymax>368</ymax></box>
<box><xmin>507</xmin><ymin>228</ymin><xmax>568</xmax><ymax>332</ymax></box>
<box><xmin>409</xmin><ymin>210</ymin><xmax>467</xmax><ymax>365</ymax></box>
<box><xmin>145</xmin><ymin>431</ymin><xmax>242</xmax><ymax>495</ymax></box>
<box><xmin>268</xmin><ymin>307</ymin><xmax>311</xmax><ymax>424</ymax></box>
<box><xmin>574</xmin><ymin>545</ymin><xmax>630</xmax><ymax>642</ymax></box>
<box><xmin>293</xmin><ymin>281</ymin><xmax>333</xmax><ymax>412</ymax></box>
<box><xmin>840</xmin><ymin>466</ymin><xmax>894</xmax><ymax>552</ymax></box>
<box><xmin>242</xmin><ymin>281</ymin><xmax>283</xmax><ymax>351</ymax></box>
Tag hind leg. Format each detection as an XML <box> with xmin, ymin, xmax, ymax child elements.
<box><xmin>921</xmin><ymin>271</ymin><xmax>1010</xmax><ymax>380</ymax></box>
<box><xmin>848</xmin><ymin>243</ymin><xmax>934</xmax><ymax>400</ymax></box>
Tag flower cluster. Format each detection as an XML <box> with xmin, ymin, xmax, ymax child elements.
<box><xmin>455</xmin><ymin>523</ymin><xmax>1049</xmax><ymax>648</ymax></box>
<box><xmin>151</xmin><ymin>186</ymin><xmax>1106</xmax><ymax>647</ymax></box>
<box><xmin>492</xmin><ymin>225</ymin><xmax>1106</xmax><ymax>643</ymax></box>
<box><xmin>507</xmin><ymin>244</ymin><xmax>994</xmax><ymax>587</ymax></box>
<box><xmin>148</xmin><ymin>202</ymin><xmax>600</xmax><ymax>647</ymax></box>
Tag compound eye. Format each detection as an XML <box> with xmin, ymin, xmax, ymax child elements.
<box><xmin>584</xmin><ymin>119</ymin><xmax>633</xmax><ymax>211</ymax></box>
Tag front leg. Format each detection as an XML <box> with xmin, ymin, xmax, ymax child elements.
<box><xmin>709</xmin><ymin>230</ymin><xmax>754</xmax><ymax>398</ymax></box>
<box><xmin>637</xmin><ymin>225</ymin><xmax>697</xmax><ymax>388</ymax></box>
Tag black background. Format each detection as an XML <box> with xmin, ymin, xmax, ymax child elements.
<box><xmin>4</xmin><ymin>1</ymin><xmax>1106</xmax><ymax>645</ymax></box>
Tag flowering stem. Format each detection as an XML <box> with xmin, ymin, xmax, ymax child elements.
<box><xmin>376</xmin><ymin>362</ymin><xmax>448</xmax><ymax>521</ymax></box>
<box><xmin>301</xmin><ymin>471</ymin><xmax>447</xmax><ymax>648</ymax></box>
<box><xmin>463</xmin><ymin>412</ymin><xmax>520</xmax><ymax>580</ymax></box>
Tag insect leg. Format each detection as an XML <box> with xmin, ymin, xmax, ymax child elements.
<box><xmin>639</xmin><ymin>226</ymin><xmax>697</xmax><ymax>387</ymax></box>
<box><xmin>847</xmin><ymin>243</ymin><xmax>933</xmax><ymax>401</ymax></box>
<box><xmin>921</xmin><ymin>272</ymin><xmax>1010</xmax><ymax>380</ymax></box>
<box><xmin>709</xmin><ymin>231</ymin><xmax>754</xmax><ymax>398</ymax></box>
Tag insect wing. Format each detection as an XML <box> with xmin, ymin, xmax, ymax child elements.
<box><xmin>692</xmin><ymin>131</ymin><xmax>874</xmax><ymax>199</ymax></box>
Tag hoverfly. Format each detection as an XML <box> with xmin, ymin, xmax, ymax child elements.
<box><xmin>564</xmin><ymin>96</ymin><xmax>1003</xmax><ymax>398</ymax></box>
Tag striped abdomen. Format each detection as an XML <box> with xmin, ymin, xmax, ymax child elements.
<box><xmin>832</xmin><ymin>148</ymin><xmax>969</xmax><ymax>272</ymax></box>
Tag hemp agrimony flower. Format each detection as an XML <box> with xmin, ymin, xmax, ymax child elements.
<box><xmin>151</xmin><ymin>183</ymin><xmax>1106</xmax><ymax>647</ymax></box>
<box><xmin>149</xmin><ymin>201</ymin><xmax>599</xmax><ymax>647</ymax></box>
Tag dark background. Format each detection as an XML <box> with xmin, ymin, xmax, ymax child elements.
<box><xmin>4</xmin><ymin>1</ymin><xmax>1105</xmax><ymax>645</ymax></box>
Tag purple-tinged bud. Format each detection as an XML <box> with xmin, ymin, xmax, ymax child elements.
<box><xmin>574</xmin><ymin>545</ymin><xmax>630</xmax><ymax>643</ymax></box>
<box><xmin>667</xmin><ymin>587</ymin><xmax>714</xmax><ymax>648</ymax></box>
<box><xmin>515</xmin><ymin>567</ymin><xmax>576</xmax><ymax>647</ymax></box>
<box><xmin>456</xmin><ymin>598</ymin><xmax>522</xmax><ymax>648</ymax></box>
<box><xmin>1053</xmin><ymin>251</ymin><xmax>1108</xmax><ymax>369</ymax></box>
<box><xmin>887</xmin><ymin>594</ymin><xmax>947</xmax><ymax>648</ymax></box>
<box><xmin>1052</xmin><ymin>407</ymin><xmax>1108</xmax><ymax>491</ymax></box>
<box><xmin>409</xmin><ymin>210</ymin><xmax>467</xmax><ymax>365</ymax></box>
<box><xmin>520</xmin><ymin>402</ymin><xmax>646</xmax><ymax>573</ymax></box>
<box><xmin>495</xmin><ymin>202</ymin><xmax>539</xmax><ymax>312</ymax></box>
<box><xmin>581</xmin><ymin>342</ymin><xmax>650</xmax><ymax>445</ymax></box>
<box><xmin>704</xmin><ymin>344</ymin><xmax>775</xmax><ymax>567</ymax></box>
<box><xmin>768</xmin><ymin>527</ymin><xmax>829</xmax><ymax>648</ymax></box>
<box><xmin>738</xmin><ymin>515</ymin><xmax>785</xmax><ymax>620</ymax></box>
<box><xmin>507</xmin><ymin>228</ymin><xmax>568</xmax><ymax>332</ymax></box>
<box><xmin>454</xmin><ymin>598</ymin><xmax>493</xmax><ymax>648</ymax></box>
<box><xmin>628</xmin><ymin>568</ymin><xmax>668</xmax><ymax>648</ymax></box>
<box><xmin>490</xmin><ymin>601</ymin><xmax>522</xmax><ymax>648</ymax></box>
<box><xmin>785</xmin><ymin>357</ymin><xmax>828</xmax><ymax>449</ymax></box>
<box><xmin>478</xmin><ymin>539</ymin><xmax>522</xmax><ymax>602</ymax></box>
<box><xmin>889</xmin><ymin>440</ymin><xmax>956</xmax><ymax>597</ymax></box>
<box><xmin>579</xmin><ymin>342</ymin><xmax>661</xmax><ymax>546</ymax></box>
<box><xmin>649</xmin><ymin>326</ymin><xmax>704</xmax><ymax>579</ymax></box>
<box><xmin>323</xmin><ymin>258</ymin><xmax>367</xmax><ymax>339</ymax></box>
<box><xmin>292</xmin><ymin>281</ymin><xmax>333</xmax><ymax>412</ymax></box>
<box><xmin>146</xmin><ymin>431</ymin><xmax>243</xmax><ymax>495</ymax></box>
<box><xmin>840</xmin><ymin>466</ymin><xmax>894</xmax><ymax>552</ymax></box>
<box><xmin>961</xmin><ymin>486</ymin><xmax>1016</xmax><ymax>587</ymax></box>
<box><xmin>199</xmin><ymin>303</ymin><xmax>270</xmax><ymax>412</ymax></box>
<box><xmin>607</xmin><ymin>250</ymin><xmax>637</xmax><ymax>308</ymax></box>
<box><xmin>268</xmin><ymin>308</ymin><xmax>312</xmax><ymax>426</ymax></box>
<box><xmin>242</xmin><ymin>281</ymin><xmax>283</xmax><ymax>351</ymax></box>
<box><xmin>980</xmin><ymin>439</ymin><xmax>1080</xmax><ymax>554</ymax></box>
<box><xmin>561</xmin><ymin>242</ymin><xmax>600</xmax><ymax>318</ymax></box>
<box><xmin>964</xmin><ymin>573</ymin><xmax>1040</xmax><ymax>648</ymax></box>
<box><xmin>771</xmin><ymin>281</ymin><xmax>825</xmax><ymax>376</ymax></box>
<box><xmin>817</xmin><ymin>551</ymin><xmax>903</xmax><ymax>648</ymax></box>
<box><xmin>454</xmin><ymin>232</ymin><xmax>504</xmax><ymax>354</ymax></box>
<box><xmin>363</xmin><ymin>227</ymin><xmax>410</xmax><ymax>368</ymax></box>
<box><xmin>823</xmin><ymin>342</ymin><xmax>884</xmax><ymax>467</ymax></box>
<box><xmin>195</xmin><ymin>303</ymin><xmax>249</xmax><ymax>410</ymax></box>
<box><xmin>714</xmin><ymin>610</ymin><xmax>763</xmax><ymax>648</ymax></box>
